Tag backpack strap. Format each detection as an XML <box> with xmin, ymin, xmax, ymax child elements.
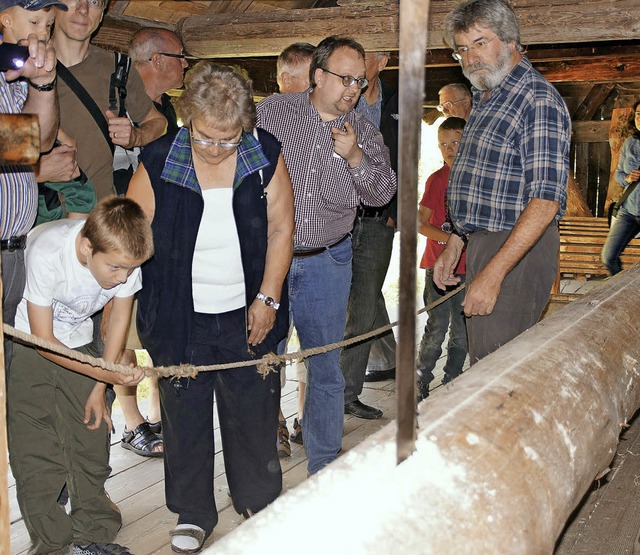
<box><xmin>109</xmin><ymin>52</ymin><xmax>131</xmax><ymax>118</ymax></box>
<box><xmin>57</xmin><ymin>61</ymin><xmax>114</xmax><ymax>155</ymax></box>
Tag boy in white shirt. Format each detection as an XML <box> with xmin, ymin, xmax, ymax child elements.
<box><xmin>8</xmin><ymin>197</ymin><xmax>154</xmax><ymax>555</ymax></box>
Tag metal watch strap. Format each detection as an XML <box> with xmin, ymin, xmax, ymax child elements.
<box><xmin>256</xmin><ymin>292</ymin><xmax>280</xmax><ymax>310</ymax></box>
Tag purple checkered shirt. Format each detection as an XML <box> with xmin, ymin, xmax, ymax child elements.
<box><xmin>256</xmin><ymin>90</ymin><xmax>396</xmax><ymax>248</ymax></box>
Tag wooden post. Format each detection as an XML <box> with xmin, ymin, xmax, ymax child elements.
<box><xmin>396</xmin><ymin>0</ymin><xmax>430</xmax><ymax>464</ymax></box>
<box><xmin>0</xmin><ymin>256</ymin><xmax>9</xmax><ymax>555</ymax></box>
<box><xmin>208</xmin><ymin>265</ymin><xmax>640</xmax><ymax>554</ymax></box>
<box><xmin>605</xmin><ymin>107</ymin><xmax>634</xmax><ymax>208</ymax></box>
<box><xmin>0</xmin><ymin>112</ymin><xmax>39</xmax><ymax>553</ymax></box>
<box><xmin>0</xmin><ymin>114</ymin><xmax>40</xmax><ymax>165</ymax></box>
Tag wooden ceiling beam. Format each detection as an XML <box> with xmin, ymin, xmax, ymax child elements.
<box><xmin>94</xmin><ymin>0</ymin><xmax>640</xmax><ymax>58</ymax></box>
<box><xmin>572</xmin><ymin>84</ymin><xmax>615</xmax><ymax>120</ymax></box>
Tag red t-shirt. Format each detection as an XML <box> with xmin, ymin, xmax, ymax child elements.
<box><xmin>419</xmin><ymin>164</ymin><xmax>466</xmax><ymax>274</ymax></box>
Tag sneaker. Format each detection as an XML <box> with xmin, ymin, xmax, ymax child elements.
<box><xmin>277</xmin><ymin>421</ymin><xmax>291</xmax><ymax>458</ymax></box>
<box><xmin>72</xmin><ymin>542</ymin><xmax>132</xmax><ymax>555</ymax></box>
<box><xmin>289</xmin><ymin>417</ymin><xmax>303</xmax><ymax>445</ymax></box>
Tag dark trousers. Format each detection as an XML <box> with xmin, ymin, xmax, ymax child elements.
<box><xmin>8</xmin><ymin>341</ymin><xmax>120</xmax><ymax>554</ymax></box>
<box><xmin>159</xmin><ymin>308</ymin><xmax>282</xmax><ymax>534</ymax></box>
<box><xmin>466</xmin><ymin>224</ymin><xmax>559</xmax><ymax>363</ymax></box>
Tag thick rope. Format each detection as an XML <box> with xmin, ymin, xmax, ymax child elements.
<box><xmin>3</xmin><ymin>283</ymin><xmax>465</xmax><ymax>379</ymax></box>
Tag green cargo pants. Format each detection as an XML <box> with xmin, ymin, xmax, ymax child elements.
<box><xmin>7</xmin><ymin>342</ymin><xmax>121</xmax><ymax>555</ymax></box>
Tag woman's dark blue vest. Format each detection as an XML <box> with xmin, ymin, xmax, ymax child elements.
<box><xmin>136</xmin><ymin>128</ymin><xmax>289</xmax><ymax>366</ymax></box>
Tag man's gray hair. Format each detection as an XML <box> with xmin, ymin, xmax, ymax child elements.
<box><xmin>443</xmin><ymin>0</ymin><xmax>522</xmax><ymax>51</ymax></box>
<box><xmin>277</xmin><ymin>42</ymin><xmax>315</xmax><ymax>78</ymax></box>
<box><xmin>438</xmin><ymin>83</ymin><xmax>472</xmax><ymax>99</ymax></box>
<box><xmin>128</xmin><ymin>27</ymin><xmax>183</xmax><ymax>64</ymax></box>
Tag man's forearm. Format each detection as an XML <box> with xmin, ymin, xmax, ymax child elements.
<box><xmin>130</xmin><ymin>115</ymin><xmax>166</xmax><ymax>148</ymax></box>
<box><xmin>23</xmin><ymin>88</ymin><xmax>59</xmax><ymax>152</ymax></box>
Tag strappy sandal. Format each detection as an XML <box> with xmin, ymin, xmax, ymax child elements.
<box><xmin>277</xmin><ymin>421</ymin><xmax>291</xmax><ymax>458</ymax></box>
<box><xmin>121</xmin><ymin>422</ymin><xmax>163</xmax><ymax>457</ymax></box>
<box><xmin>146</xmin><ymin>418</ymin><xmax>162</xmax><ymax>437</ymax></box>
<box><xmin>170</xmin><ymin>524</ymin><xmax>209</xmax><ymax>554</ymax></box>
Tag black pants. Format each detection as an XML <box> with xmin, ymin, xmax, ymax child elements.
<box><xmin>159</xmin><ymin>308</ymin><xmax>282</xmax><ymax>534</ymax></box>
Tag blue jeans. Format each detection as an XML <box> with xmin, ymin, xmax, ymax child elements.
<box><xmin>601</xmin><ymin>208</ymin><xmax>640</xmax><ymax>275</ymax></box>
<box><xmin>288</xmin><ymin>237</ymin><xmax>352</xmax><ymax>475</ymax></box>
<box><xmin>416</xmin><ymin>269</ymin><xmax>467</xmax><ymax>385</ymax></box>
<box><xmin>341</xmin><ymin>216</ymin><xmax>396</xmax><ymax>403</ymax></box>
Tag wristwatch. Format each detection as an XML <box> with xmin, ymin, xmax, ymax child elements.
<box><xmin>28</xmin><ymin>75</ymin><xmax>57</xmax><ymax>92</ymax></box>
<box><xmin>256</xmin><ymin>292</ymin><xmax>280</xmax><ymax>310</ymax></box>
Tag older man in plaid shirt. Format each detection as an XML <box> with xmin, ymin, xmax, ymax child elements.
<box><xmin>434</xmin><ymin>0</ymin><xmax>570</xmax><ymax>363</ymax></box>
<box><xmin>257</xmin><ymin>35</ymin><xmax>396</xmax><ymax>475</ymax></box>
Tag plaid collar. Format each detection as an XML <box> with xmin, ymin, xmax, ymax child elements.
<box><xmin>161</xmin><ymin>127</ymin><xmax>270</xmax><ymax>193</ymax></box>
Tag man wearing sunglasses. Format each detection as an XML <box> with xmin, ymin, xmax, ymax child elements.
<box><xmin>434</xmin><ymin>0</ymin><xmax>570</xmax><ymax>364</ymax></box>
<box><xmin>256</xmin><ymin>35</ymin><xmax>396</xmax><ymax>476</ymax></box>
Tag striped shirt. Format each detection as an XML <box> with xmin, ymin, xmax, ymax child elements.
<box><xmin>256</xmin><ymin>90</ymin><xmax>396</xmax><ymax>248</ymax></box>
<box><xmin>449</xmin><ymin>57</ymin><xmax>570</xmax><ymax>234</ymax></box>
<box><xmin>0</xmin><ymin>73</ymin><xmax>37</xmax><ymax>239</ymax></box>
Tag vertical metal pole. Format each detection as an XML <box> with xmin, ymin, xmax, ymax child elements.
<box><xmin>396</xmin><ymin>0</ymin><xmax>430</xmax><ymax>464</ymax></box>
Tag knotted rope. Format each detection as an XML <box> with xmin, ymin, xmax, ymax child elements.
<box><xmin>3</xmin><ymin>283</ymin><xmax>465</xmax><ymax>379</ymax></box>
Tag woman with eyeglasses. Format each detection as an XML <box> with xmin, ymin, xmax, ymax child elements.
<box><xmin>601</xmin><ymin>99</ymin><xmax>640</xmax><ymax>275</ymax></box>
<box><xmin>127</xmin><ymin>61</ymin><xmax>294</xmax><ymax>554</ymax></box>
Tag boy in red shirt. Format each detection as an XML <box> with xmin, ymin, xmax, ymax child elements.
<box><xmin>417</xmin><ymin>117</ymin><xmax>467</xmax><ymax>401</ymax></box>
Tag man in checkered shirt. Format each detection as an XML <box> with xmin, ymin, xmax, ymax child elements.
<box><xmin>434</xmin><ymin>0</ymin><xmax>570</xmax><ymax>363</ymax></box>
<box><xmin>257</xmin><ymin>35</ymin><xmax>396</xmax><ymax>476</ymax></box>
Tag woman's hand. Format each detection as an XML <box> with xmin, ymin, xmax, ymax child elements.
<box><xmin>247</xmin><ymin>299</ymin><xmax>276</xmax><ymax>346</ymax></box>
<box><xmin>626</xmin><ymin>169</ymin><xmax>640</xmax><ymax>184</ymax></box>
<box><xmin>83</xmin><ymin>383</ymin><xmax>112</xmax><ymax>433</ymax></box>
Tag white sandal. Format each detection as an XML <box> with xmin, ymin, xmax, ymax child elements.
<box><xmin>170</xmin><ymin>524</ymin><xmax>208</xmax><ymax>554</ymax></box>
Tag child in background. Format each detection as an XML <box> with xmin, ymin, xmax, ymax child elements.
<box><xmin>8</xmin><ymin>197</ymin><xmax>154</xmax><ymax>555</ymax></box>
<box><xmin>416</xmin><ymin>116</ymin><xmax>468</xmax><ymax>402</ymax></box>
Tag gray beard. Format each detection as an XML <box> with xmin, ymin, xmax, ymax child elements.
<box><xmin>463</xmin><ymin>45</ymin><xmax>513</xmax><ymax>91</ymax></box>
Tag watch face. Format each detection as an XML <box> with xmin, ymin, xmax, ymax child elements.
<box><xmin>265</xmin><ymin>297</ymin><xmax>275</xmax><ymax>307</ymax></box>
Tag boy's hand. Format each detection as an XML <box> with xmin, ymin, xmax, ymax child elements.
<box><xmin>84</xmin><ymin>383</ymin><xmax>112</xmax><ymax>432</ymax></box>
<box><xmin>109</xmin><ymin>364</ymin><xmax>145</xmax><ymax>386</ymax></box>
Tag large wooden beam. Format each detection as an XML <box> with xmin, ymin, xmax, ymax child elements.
<box><xmin>207</xmin><ymin>266</ymin><xmax>640</xmax><ymax>554</ymax></box>
<box><xmin>94</xmin><ymin>0</ymin><xmax>640</xmax><ymax>57</ymax></box>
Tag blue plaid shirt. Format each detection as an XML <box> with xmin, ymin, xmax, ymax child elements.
<box><xmin>161</xmin><ymin>127</ymin><xmax>270</xmax><ymax>193</ymax></box>
<box><xmin>449</xmin><ymin>57</ymin><xmax>570</xmax><ymax>234</ymax></box>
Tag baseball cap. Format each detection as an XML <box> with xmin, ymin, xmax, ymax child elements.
<box><xmin>0</xmin><ymin>0</ymin><xmax>68</xmax><ymax>11</ymax></box>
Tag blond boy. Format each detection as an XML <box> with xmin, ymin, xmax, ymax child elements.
<box><xmin>8</xmin><ymin>197</ymin><xmax>153</xmax><ymax>555</ymax></box>
<box><xmin>0</xmin><ymin>0</ymin><xmax>58</xmax><ymax>43</ymax></box>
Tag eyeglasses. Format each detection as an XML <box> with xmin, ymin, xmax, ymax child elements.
<box><xmin>190</xmin><ymin>124</ymin><xmax>242</xmax><ymax>149</ymax></box>
<box><xmin>321</xmin><ymin>68</ymin><xmax>368</xmax><ymax>90</ymax></box>
<box><xmin>436</xmin><ymin>98</ymin><xmax>468</xmax><ymax>113</ymax></box>
<box><xmin>451</xmin><ymin>35</ymin><xmax>499</xmax><ymax>61</ymax></box>
<box><xmin>149</xmin><ymin>52</ymin><xmax>188</xmax><ymax>61</ymax></box>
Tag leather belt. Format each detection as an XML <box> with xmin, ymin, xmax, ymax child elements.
<box><xmin>357</xmin><ymin>205</ymin><xmax>386</xmax><ymax>219</ymax></box>
<box><xmin>293</xmin><ymin>234</ymin><xmax>349</xmax><ymax>258</ymax></box>
<box><xmin>1</xmin><ymin>235</ymin><xmax>27</xmax><ymax>252</ymax></box>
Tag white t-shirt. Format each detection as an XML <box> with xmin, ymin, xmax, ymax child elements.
<box><xmin>14</xmin><ymin>219</ymin><xmax>142</xmax><ymax>348</ymax></box>
<box><xmin>192</xmin><ymin>188</ymin><xmax>246</xmax><ymax>314</ymax></box>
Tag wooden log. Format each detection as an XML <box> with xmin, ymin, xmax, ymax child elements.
<box><xmin>0</xmin><ymin>114</ymin><xmax>39</xmax><ymax>165</ymax></box>
<box><xmin>0</xmin><ymin>258</ymin><xmax>9</xmax><ymax>555</ymax></box>
<box><xmin>207</xmin><ymin>265</ymin><xmax>640</xmax><ymax>554</ymax></box>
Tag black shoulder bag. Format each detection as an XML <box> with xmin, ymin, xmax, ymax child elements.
<box><xmin>608</xmin><ymin>179</ymin><xmax>639</xmax><ymax>227</ymax></box>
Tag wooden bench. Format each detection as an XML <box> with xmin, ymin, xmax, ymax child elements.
<box><xmin>558</xmin><ymin>216</ymin><xmax>640</xmax><ymax>280</ymax></box>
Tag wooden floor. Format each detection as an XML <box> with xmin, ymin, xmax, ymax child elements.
<box><xmin>9</xmin><ymin>277</ymin><xmax>640</xmax><ymax>554</ymax></box>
